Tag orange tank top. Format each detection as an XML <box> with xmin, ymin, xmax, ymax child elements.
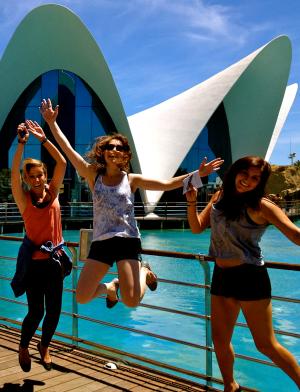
<box><xmin>22</xmin><ymin>187</ymin><xmax>63</xmax><ymax>259</ymax></box>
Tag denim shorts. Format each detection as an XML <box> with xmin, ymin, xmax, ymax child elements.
<box><xmin>210</xmin><ymin>263</ymin><xmax>271</xmax><ymax>301</ymax></box>
<box><xmin>87</xmin><ymin>236</ymin><xmax>142</xmax><ymax>267</ymax></box>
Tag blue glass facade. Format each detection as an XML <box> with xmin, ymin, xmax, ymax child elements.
<box><xmin>1</xmin><ymin>70</ymin><xmax>115</xmax><ymax>201</ymax></box>
<box><xmin>159</xmin><ymin>103</ymin><xmax>231</xmax><ymax>203</ymax></box>
<box><xmin>179</xmin><ymin>127</ymin><xmax>217</xmax><ymax>183</ymax></box>
<box><xmin>159</xmin><ymin>127</ymin><xmax>218</xmax><ymax>204</ymax></box>
<box><xmin>0</xmin><ymin>71</ymin><xmax>230</xmax><ymax>203</ymax></box>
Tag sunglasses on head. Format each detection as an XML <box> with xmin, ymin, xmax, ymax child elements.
<box><xmin>102</xmin><ymin>143</ymin><xmax>129</xmax><ymax>152</ymax></box>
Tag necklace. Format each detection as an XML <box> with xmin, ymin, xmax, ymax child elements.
<box><xmin>103</xmin><ymin>171</ymin><xmax>123</xmax><ymax>186</ymax></box>
<box><xmin>31</xmin><ymin>188</ymin><xmax>51</xmax><ymax>208</ymax></box>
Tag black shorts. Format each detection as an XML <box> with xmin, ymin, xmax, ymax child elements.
<box><xmin>210</xmin><ymin>263</ymin><xmax>271</xmax><ymax>301</ymax></box>
<box><xmin>87</xmin><ymin>237</ymin><xmax>142</xmax><ymax>267</ymax></box>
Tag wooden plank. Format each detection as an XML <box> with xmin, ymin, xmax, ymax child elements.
<box><xmin>0</xmin><ymin>327</ymin><xmax>209</xmax><ymax>392</ymax></box>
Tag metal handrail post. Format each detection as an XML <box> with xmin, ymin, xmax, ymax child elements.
<box><xmin>197</xmin><ymin>255</ymin><xmax>212</xmax><ymax>387</ymax></box>
<box><xmin>68</xmin><ymin>246</ymin><xmax>78</xmax><ymax>346</ymax></box>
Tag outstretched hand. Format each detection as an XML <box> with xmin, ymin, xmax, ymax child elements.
<box><xmin>40</xmin><ymin>98</ymin><xmax>59</xmax><ymax>124</ymax></box>
<box><xmin>25</xmin><ymin>120</ymin><xmax>46</xmax><ymax>142</ymax></box>
<box><xmin>198</xmin><ymin>157</ymin><xmax>224</xmax><ymax>177</ymax></box>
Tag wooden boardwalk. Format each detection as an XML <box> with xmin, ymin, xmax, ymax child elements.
<box><xmin>0</xmin><ymin>326</ymin><xmax>216</xmax><ymax>392</ymax></box>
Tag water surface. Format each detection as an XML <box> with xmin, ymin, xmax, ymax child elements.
<box><xmin>0</xmin><ymin>225</ymin><xmax>299</xmax><ymax>391</ymax></box>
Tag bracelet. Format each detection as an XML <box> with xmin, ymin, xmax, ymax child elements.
<box><xmin>187</xmin><ymin>201</ymin><xmax>197</xmax><ymax>206</ymax></box>
<box><xmin>41</xmin><ymin>137</ymin><xmax>48</xmax><ymax>145</ymax></box>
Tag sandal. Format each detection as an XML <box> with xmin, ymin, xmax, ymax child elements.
<box><xmin>106</xmin><ymin>278</ymin><xmax>119</xmax><ymax>309</ymax></box>
<box><xmin>141</xmin><ymin>262</ymin><xmax>158</xmax><ymax>291</ymax></box>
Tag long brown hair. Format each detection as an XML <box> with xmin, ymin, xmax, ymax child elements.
<box><xmin>217</xmin><ymin>156</ymin><xmax>271</xmax><ymax>220</ymax></box>
<box><xmin>85</xmin><ymin>133</ymin><xmax>132</xmax><ymax>174</ymax></box>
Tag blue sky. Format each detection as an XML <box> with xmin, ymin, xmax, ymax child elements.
<box><xmin>0</xmin><ymin>0</ymin><xmax>299</xmax><ymax>165</ymax></box>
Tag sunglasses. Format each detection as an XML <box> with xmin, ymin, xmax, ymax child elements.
<box><xmin>102</xmin><ymin>144</ymin><xmax>129</xmax><ymax>152</ymax></box>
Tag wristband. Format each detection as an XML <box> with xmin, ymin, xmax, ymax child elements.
<box><xmin>41</xmin><ymin>137</ymin><xmax>48</xmax><ymax>145</ymax></box>
<box><xmin>183</xmin><ymin>171</ymin><xmax>203</xmax><ymax>195</ymax></box>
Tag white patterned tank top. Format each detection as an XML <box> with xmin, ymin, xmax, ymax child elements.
<box><xmin>92</xmin><ymin>172</ymin><xmax>140</xmax><ymax>242</ymax></box>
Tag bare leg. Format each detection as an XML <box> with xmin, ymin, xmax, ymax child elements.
<box><xmin>76</xmin><ymin>259</ymin><xmax>110</xmax><ymax>304</ymax></box>
<box><xmin>117</xmin><ymin>259</ymin><xmax>142</xmax><ymax>307</ymax></box>
<box><xmin>37</xmin><ymin>341</ymin><xmax>52</xmax><ymax>370</ymax></box>
<box><xmin>38</xmin><ymin>343</ymin><xmax>51</xmax><ymax>364</ymax></box>
<box><xmin>117</xmin><ymin>260</ymin><xmax>157</xmax><ymax>307</ymax></box>
<box><xmin>211</xmin><ymin>295</ymin><xmax>241</xmax><ymax>392</ymax></box>
<box><xmin>241</xmin><ymin>299</ymin><xmax>300</xmax><ymax>388</ymax></box>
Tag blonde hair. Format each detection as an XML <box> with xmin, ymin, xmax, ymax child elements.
<box><xmin>22</xmin><ymin>158</ymin><xmax>47</xmax><ymax>183</ymax></box>
<box><xmin>85</xmin><ymin>133</ymin><xmax>132</xmax><ymax>174</ymax></box>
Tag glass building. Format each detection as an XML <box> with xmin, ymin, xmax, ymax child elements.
<box><xmin>160</xmin><ymin>104</ymin><xmax>231</xmax><ymax>202</ymax></box>
<box><xmin>1</xmin><ymin>69</ymin><xmax>230</xmax><ymax>204</ymax></box>
<box><xmin>0</xmin><ymin>70</ymin><xmax>118</xmax><ymax>203</ymax></box>
<box><xmin>0</xmin><ymin>4</ymin><xmax>294</xmax><ymax>206</ymax></box>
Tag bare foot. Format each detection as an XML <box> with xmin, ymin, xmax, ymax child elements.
<box><xmin>141</xmin><ymin>262</ymin><xmax>158</xmax><ymax>291</ymax></box>
<box><xmin>105</xmin><ymin>278</ymin><xmax>119</xmax><ymax>308</ymax></box>
<box><xmin>224</xmin><ymin>381</ymin><xmax>241</xmax><ymax>392</ymax></box>
<box><xmin>40</xmin><ymin>344</ymin><xmax>51</xmax><ymax>362</ymax></box>
<box><xmin>37</xmin><ymin>342</ymin><xmax>52</xmax><ymax>370</ymax></box>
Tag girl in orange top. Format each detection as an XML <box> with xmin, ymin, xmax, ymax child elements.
<box><xmin>11</xmin><ymin>120</ymin><xmax>66</xmax><ymax>372</ymax></box>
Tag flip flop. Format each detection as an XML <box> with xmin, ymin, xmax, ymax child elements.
<box><xmin>141</xmin><ymin>262</ymin><xmax>158</xmax><ymax>291</ymax></box>
<box><xmin>106</xmin><ymin>279</ymin><xmax>119</xmax><ymax>309</ymax></box>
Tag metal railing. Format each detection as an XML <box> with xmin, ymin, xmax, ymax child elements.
<box><xmin>0</xmin><ymin>233</ymin><xmax>299</xmax><ymax>391</ymax></box>
<box><xmin>0</xmin><ymin>203</ymin><xmax>22</xmax><ymax>221</ymax></box>
<box><xmin>0</xmin><ymin>200</ymin><xmax>299</xmax><ymax>223</ymax></box>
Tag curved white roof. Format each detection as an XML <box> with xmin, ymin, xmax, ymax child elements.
<box><xmin>265</xmin><ymin>83</ymin><xmax>298</xmax><ymax>161</ymax></box>
<box><xmin>0</xmin><ymin>4</ymin><xmax>140</xmax><ymax>171</ymax></box>
<box><xmin>128</xmin><ymin>36</ymin><xmax>292</xmax><ymax>204</ymax></box>
<box><xmin>0</xmin><ymin>5</ymin><xmax>295</xmax><ymax>206</ymax></box>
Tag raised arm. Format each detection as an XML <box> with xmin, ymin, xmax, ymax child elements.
<box><xmin>11</xmin><ymin>124</ymin><xmax>29</xmax><ymax>214</ymax></box>
<box><xmin>25</xmin><ymin>120</ymin><xmax>66</xmax><ymax>196</ymax></box>
<box><xmin>39</xmin><ymin>99</ymin><xmax>96</xmax><ymax>187</ymax></box>
<box><xmin>260</xmin><ymin>198</ymin><xmax>300</xmax><ymax>245</ymax></box>
<box><xmin>129</xmin><ymin>157</ymin><xmax>224</xmax><ymax>193</ymax></box>
<box><xmin>185</xmin><ymin>187</ymin><xmax>219</xmax><ymax>234</ymax></box>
